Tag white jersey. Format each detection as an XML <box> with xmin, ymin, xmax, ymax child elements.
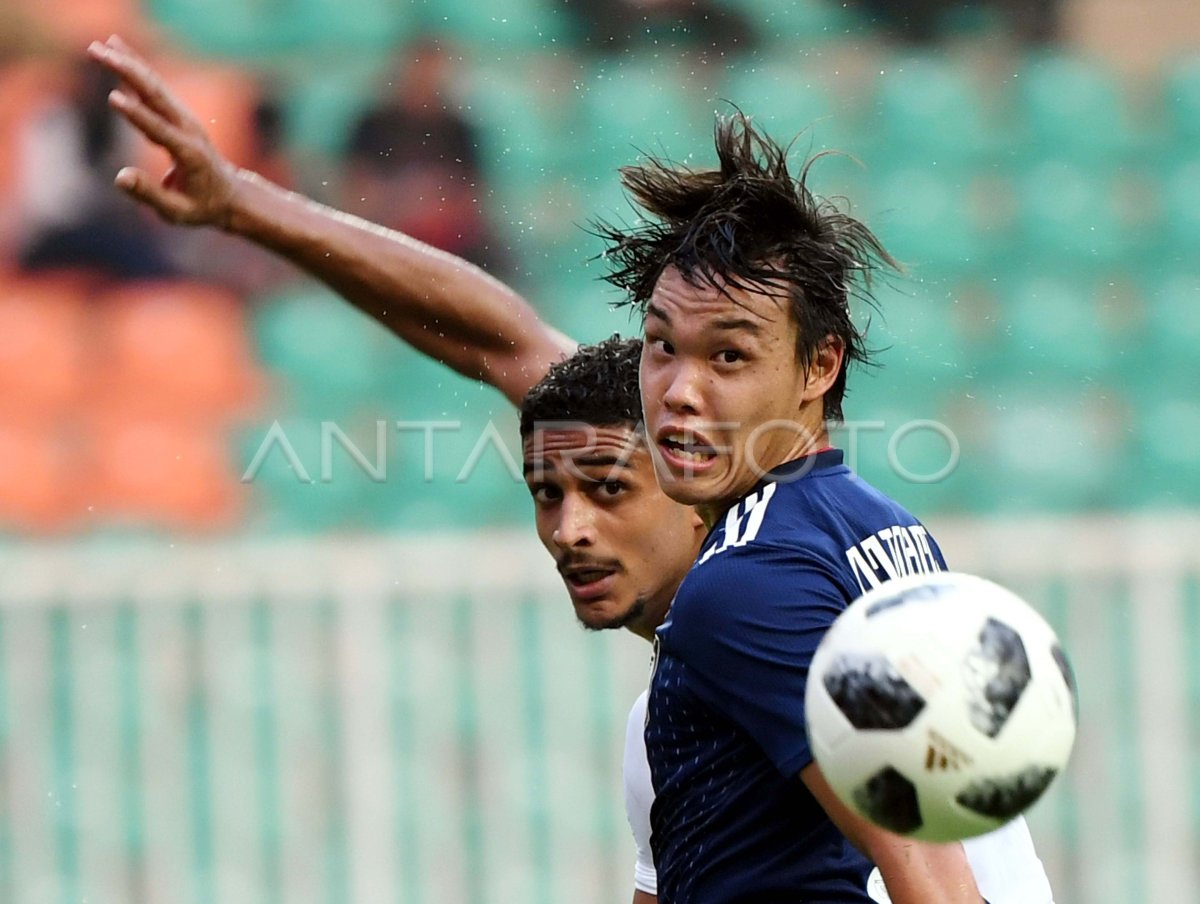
<box><xmin>622</xmin><ymin>690</ymin><xmax>1055</xmax><ymax>903</ymax></box>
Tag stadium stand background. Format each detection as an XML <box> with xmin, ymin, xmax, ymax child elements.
<box><xmin>0</xmin><ymin>1</ymin><xmax>1198</xmax><ymax>902</ymax></box>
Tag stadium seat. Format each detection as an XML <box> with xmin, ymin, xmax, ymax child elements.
<box><xmin>721</xmin><ymin>60</ymin><xmax>841</xmax><ymax>142</ymax></box>
<box><xmin>290</xmin><ymin>0</ymin><xmax>415</xmax><ymax>51</ymax></box>
<box><xmin>0</xmin><ymin>424</ymin><xmax>78</xmax><ymax>533</ymax></box>
<box><xmin>990</xmin><ymin>273</ymin><xmax>1118</xmax><ymax>380</ymax></box>
<box><xmin>860</xmin><ymin>278</ymin><xmax>976</xmax><ymax>387</ymax></box>
<box><xmin>0</xmin><ymin>273</ymin><xmax>90</xmax><ymax>421</ymax></box>
<box><xmin>720</xmin><ymin>0</ymin><xmax>857</xmax><ymax>45</ymax></box>
<box><xmin>867</xmin><ymin>56</ymin><xmax>992</xmax><ymax>165</ymax></box>
<box><xmin>418</xmin><ymin>0</ymin><xmax>574</xmax><ymax>48</ymax></box>
<box><xmin>252</xmin><ymin>283</ymin><xmax>386</xmax><ymax>414</ymax></box>
<box><xmin>1013</xmin><ymin>54</ymin><xmax>1131</xmax><ymax>164</ymax></box>
<box><xmin>960</xmin><ymin>381</ymin><xmax>1128</xmax><ymax>512</ymax></box>
<box><xmin>85</xmin><ymin>412</ymin><xmax>243</xmax><ymax>530</ymax></box>
<box><xmin>867</xmin><ymin>165</ymin><xmax>988</xmax><ymax>275</ymax></box>
<box><xmin>284</xmin><ymin>57</ymin><xmax>389</xmax><ymax>157</ymax></box>
<box><xmin>94</xmin><ymin>280</ymin><xmax>262</xmax><ymax>419</ymax></box>
<box><xmin>1139</xmin><ymin>269</ymin><xmax>1200</xmax><ymax>378</ymax></box>
<box><xmin>1012</xmin><ymin>160</ymin><xmax>1125</xmax><ymax>266</ymax></box>
<box><xmin>1161</xmin><ymin>54</ymin><xmax>1200</xmax><ymax>145</ymax></box>
<box><xmin>1157</xmin><ymin>156</ymin><xmax>1200</xmax><ymax>256</ymax></box>
<box><xmin>144</xmin><ymin>0</ymin><xmax>292</xmax><ymax>56</ymax></box>
<box><xmin>576</xmin><ymin>56</ymin><xmax>707</xmax><ymax>178</ymax></box>
<box><xmin>1130</xmin><ymin>391</ymin><xmax>1200</xmax><ymax>508</ymax></box>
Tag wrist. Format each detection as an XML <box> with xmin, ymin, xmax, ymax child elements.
<box><xmin>220</xmin><ymin>166</ymin><xmax>259</xmax><ymax>235</ymax></box>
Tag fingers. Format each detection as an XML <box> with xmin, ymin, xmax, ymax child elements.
<box><xmin>87</xmin><ymin>35</ymin><xmax>192</xmax><ymax>129</ymax></box>
<box><xmin>114</xmin><ymin>167</ymin><xmax>196</xmax><ymax>224</ymax></box>
<box><xmin>108</xmin><ymin>87</ymin><xmax>193</xmax><ymax>160</ymax></box>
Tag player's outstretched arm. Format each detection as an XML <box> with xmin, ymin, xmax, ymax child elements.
<box><xmin>86</xmin><ymin>34</ymin><xmax>576</xmax><ymax>407</ymax></box>
<box><xmin>800</xmin><ymin>763</ymin><xmax>983</xmax><ymax>904</ymax></box>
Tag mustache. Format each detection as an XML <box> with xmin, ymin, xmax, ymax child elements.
<box><xmin>556</xmin><ymin>556</ymin><xmax>621</xmax><ymax>576</ymax></box>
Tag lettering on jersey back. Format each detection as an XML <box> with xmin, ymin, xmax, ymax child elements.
<box><xmin>697</xmin><ymin>483</ymin><xmax>778</xmax><ymax>566</ymax></box>
<box><xmin>845</xmin><ymin>524</ymin><xmax>941</xmax><ymax>593</ymax></box>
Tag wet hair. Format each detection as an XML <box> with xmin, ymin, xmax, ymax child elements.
<box><xmin>519</xmin><ymin>335</ymin><xmax>643</xmax><ymax>438</ymax></box>
<box><xmin>593</xmin><ymin>111</ymin><xmax>895</xmax><ymax>421</ymax></box>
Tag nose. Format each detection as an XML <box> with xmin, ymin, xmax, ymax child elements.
<box><xmin>551</xmin><ymin>494</ymin><xmax>595</xmax><ymax>550</ymax></box>
<box><xmin>660</xmin><ymin>359</ymin><xmax>704</xmax><ymax>416</ymax></box>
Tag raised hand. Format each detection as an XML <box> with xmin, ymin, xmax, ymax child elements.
<box><xmin>86</xmin><ymin>34</ymin><xmax>239</xmax><ymax>228</ymax></box>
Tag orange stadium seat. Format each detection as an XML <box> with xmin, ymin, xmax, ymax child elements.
<box><xmin>0</xmin><ymin>424</ymin><xmax>79</xmax><ymax>533</ymax></box>
<box><xmin>0</xmin><ymin>272</ymin><xmax>92</xmax><ymax>421</ymax></box>
<box><xmin>92</xmin><ymin>280</ymin><xmax>263</xmax><ymax>418</ymax></box>
<box><xmin>84</xmin><ymin>410</ymin><xmax>243</xmax><ymax>530</ymax></box>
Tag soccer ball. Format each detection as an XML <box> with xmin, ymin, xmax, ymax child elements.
<box><xmin>805</xmin><ymin>571</ymin><xmax>1077</xmax><ymax>843</ymax></box>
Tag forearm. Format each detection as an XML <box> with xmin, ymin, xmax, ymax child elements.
<box><xmin>871</xmin><ymin>839</ymin><xmax>982</xmax><ymax>904</ymax></box>
<box><xmin>224</xmin><ymin>169</ymin><xmax>574</xmax><ymax>405</ymax></box>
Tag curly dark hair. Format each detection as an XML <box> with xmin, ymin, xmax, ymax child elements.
<box><xmin>519</xmin><ymin>335</ymin><xmax>644</xmax><ymax>438</ymax></box>
<box><xmin>592</xmin><ymin>112</ymin><xmax>895</xmax><ymax>422</ymax></box>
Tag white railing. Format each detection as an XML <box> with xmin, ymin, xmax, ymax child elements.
<box><xmin>0</xmin><ymin>515</ymin><xmax>1196</xmax><ymax>904</ymax></box>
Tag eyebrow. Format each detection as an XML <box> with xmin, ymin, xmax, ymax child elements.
<box><xmin>646</xmin><ymin>303</ymin><xmax>764</xmax><ymax>337</ymax></box>
<box><xmin>522</xmin><ymin>455</ymin><xmax>636</xmax><ymax>476</ymax></box>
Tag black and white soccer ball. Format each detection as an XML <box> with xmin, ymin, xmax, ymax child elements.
<box><xmin>805</xmin><ymin>571</ymin><xmax>1078</xmax><ymax>843</ymax></box>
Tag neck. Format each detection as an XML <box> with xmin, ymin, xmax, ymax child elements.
<box><xmin>697</xmin><ymin>422</ymin><xmax>831</xmax><ymax>528</ymax></box>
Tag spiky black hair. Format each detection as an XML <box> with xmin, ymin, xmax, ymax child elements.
<box><xmin>592</xmin><ymin>112</ymin><xmax>894</xmax><ymax>421</ymax></box>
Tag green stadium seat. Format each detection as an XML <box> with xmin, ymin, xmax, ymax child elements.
<box><xmin>252</xmin><ymin>284</ymin><xmax>387</xmax><ymax>412</ymax></box>
<box><xmin>1139</xmin><ymin>269</ymin><xmax>1200</xmax><ymax>376</ymax></box>
<box><xmin>958</xmin><ymin>382</ymin><xmax>1128</xmax><ymax>512</ymax></box>
<box><xmin>1158</xmin><ymin>157</ymin><xmax>1200</xmax><ymax>256</ymax></box>
<box><xmin>868</xmin><ymin>166</ymin><xmax>987</xmax><ymax>274</ymax></box>
<box><xmin>719</xmin><ymin>0</ymin><xmax>858</xmax><ymax>45</ymax></box>
<box><xmin>991</xmin><ymin>273</ymin><xmax>1118</xmax><ymax>380</ymax></box>
<box><xmin>868</xmin><ymin>56</ymin><xmax>992</xmax><ymax>165</ymax></box>
<box><xmin>290</xmin><ymin>0</ymin><xmax>415</xmax><ymax>50</ymax></box>
<box><xmin>1161</xmin><ymin>55</ymin><xmax>1200</xmax><ymax>144</ymax></box>
<box><xmin>1014</xmin><ymin>54</ymin><xmax>1131</xmax><ymax>164</ymax></box>
<box><xmin>284</xmin><ymin>59</ymin><xmax>388</xmax><ymax>157</ymax></box>
<box><xmin>1130</xmin><ymin>392</ymin><xmax>1200</xmax><ymax>508</ymax></box>
<box><xmin>860</xmin><ymin>278</ymin><xmax>976</xmax><ymax>387</ymax></box>
<box><xmin>1013</xmin><ymin>160</ymin><xmax>1124</xmax><ymax>266</ymax></box>
<box><xmin>418</xmin><ymin>0</ymin><xmax>575</xmax><ymax>48</ymax></box>
<box><xmin>577</xmin><ymin>57</ymin><xmax>707</xmax><ymax>177</ymax></box>
<box><xmin>146</xmin><ymin>0</ymin><xmax>292</xmax><ymax>56</ymax></box>
<box><xmin>721</xmin><ymin>61</ymin><xmax>840</xmax><ymax>142</ymax></box>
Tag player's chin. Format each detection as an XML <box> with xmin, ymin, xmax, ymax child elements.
<box><xmin>655</xmin><ymin>468</ymin><xmax>727</xmax><ymax>507</ymax></box>
<box><xmin>572</xmin><ymin>598</ymin><xmax>636</xmax><ymax>632</ymax></box>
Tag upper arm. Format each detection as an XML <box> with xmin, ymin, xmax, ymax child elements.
<box><xmin>800</xmin><ymin>762</ymin><xmax>982</xmax><ymax>904</ymax></box>
<box><xmin>631</xmin><ymin>890</ymin><xmax>657</xmax><ymax>904</ymax></box>
<box><xmin>482</xmin><ymin>321</ymin><xmax>577</xmax><ymax>408</ymax></box>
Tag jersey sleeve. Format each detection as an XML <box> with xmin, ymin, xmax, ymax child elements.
<box><xmin>667</xmin><ymin>543</ymin><xmax>848</xmax><ymax>778</ymax></box>
<box><xmin>623</xmin><ymin>691</ymin><xmax>658</xmax><ymax>895</ymax></box>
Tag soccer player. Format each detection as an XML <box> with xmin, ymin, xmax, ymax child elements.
<box><xmin>89</xmin><ymin>36</ymin><xmax>1054</xmax><ymax>903</ymax></box>
<box><xmin>595</xmin><ymin>113</ymin><xmax>1004</xmax><ymax>902</ymax></box>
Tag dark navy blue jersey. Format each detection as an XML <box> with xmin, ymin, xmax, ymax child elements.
<box><xmin>646</xmin><ymin>449</ymin><xmax>947</xmax><ymax>904</ymax></box>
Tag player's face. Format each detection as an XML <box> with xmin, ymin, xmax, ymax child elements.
<box><xmin>523</xmin><ymin>423</ymin><xmax>705</xmax><ymax>640</ymax></box>
<box><xmin>640</xmin><ymin>267</ymin><xmax>842</xmax><ymax>512</ymax></box>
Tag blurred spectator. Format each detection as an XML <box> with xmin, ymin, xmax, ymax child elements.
<box><xmin>563</xmin><ymin>0</ymin><xmax>753</xmax><ymax>56</ymax></box>
<box><xmin>15</xmin><ymin>55</ymin><xmax>178</xmax><ymax>279</ymax></box>
<box><xmin>343</xmin><ymin>39</ymin><xmax>506</xmax><ymax>274</ymax></box>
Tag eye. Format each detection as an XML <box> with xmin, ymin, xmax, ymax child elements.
<box><xmin>649</xmin><ymin>337</ymin><xmax>675</xmax><ymax>355</ymax></box>
<box><xmin>528</xmin><ymin>483</ymin><xmax>562</xmax><ymax>504</ymax></box>
<box><xmin>716</xmin><ymin>349</ymin><xmax>743</xmax><ymax>364</ymax></box>
<box><xmin>597</xmin><ymin>480</ymin><xmax>627</xmax><ymax>498</ymax></box>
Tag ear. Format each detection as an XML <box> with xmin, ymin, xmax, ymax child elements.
<box><xmin>802</xmin><ymin>335</ymin><xmax>844</xmax><ymax>403</ymax></box>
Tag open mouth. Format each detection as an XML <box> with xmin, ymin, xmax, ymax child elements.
<box><xmin>565</xmin><ymin>568</ymin><xmax>615</xmax><ymax>587</ymax></box>
<box><xmin>658</xmin><ymin>431</ymin><xmax>719</xmax><ymax>469</ymax></box>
